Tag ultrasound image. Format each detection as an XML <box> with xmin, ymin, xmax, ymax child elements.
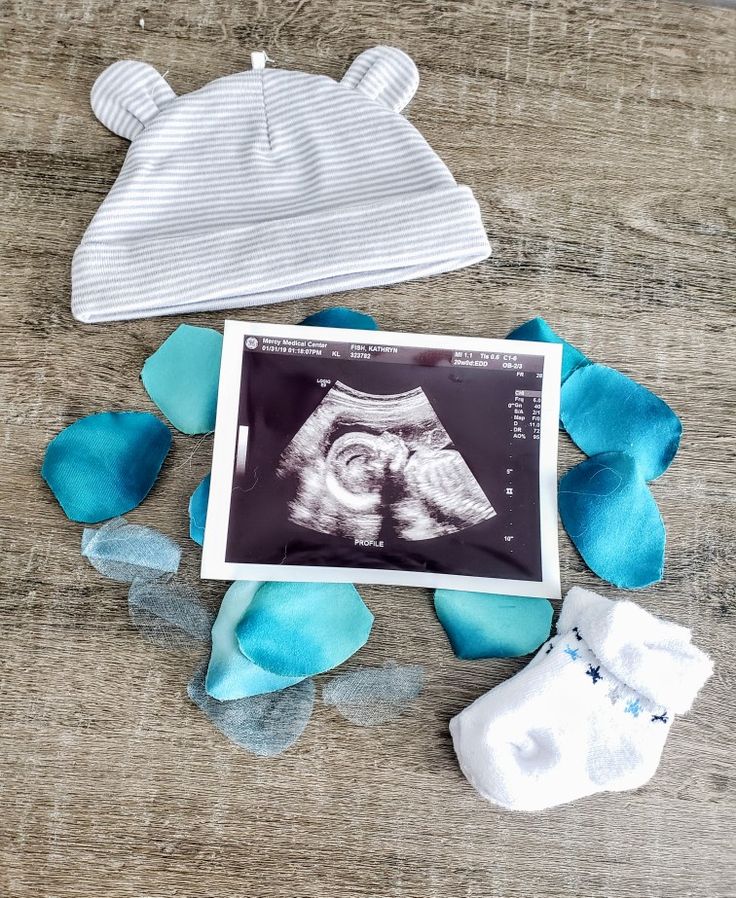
<box><xmin>277</xmin><ymin>382</ymin><xmax>496</xmax><ymax>542</ymax></box>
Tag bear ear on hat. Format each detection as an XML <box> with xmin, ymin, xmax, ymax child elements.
<box><xmin>90</xmin><ymin>60</ymin><xmax>176</xmax><ymax>140</ymax></box>
<box><xmin>341</xmin><ymin>46</ymin><xmax>419</xmax><ymax>113</ymax></box>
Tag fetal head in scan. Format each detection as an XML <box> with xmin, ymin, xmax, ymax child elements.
<box><xmin>277</xmin><ymin>382</ymin><xmax>496</xmax><ymax>542</ymax></box>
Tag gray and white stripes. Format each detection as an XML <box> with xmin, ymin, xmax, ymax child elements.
<box><xmin>72</xmin><ymin>47</ymin><xmax>491</xmax><ymax>323</ymax></box>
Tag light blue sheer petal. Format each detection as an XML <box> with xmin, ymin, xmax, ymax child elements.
<box><xmin>236</xmin><ymin>581</ymin><xmax>374</xmax><ymax>677</ymax></box>
<box><xmin>323</xmin><ymin>664</ymin><xmax>424</xmax><ymax>725</ymax></box>
<box><xmin>206</xmin><ymin>581</ymin><xmax>306</xmax><ymax>699</ymax></box>
<box><xmin>82</xmin><ymin>517</ymin><xmax>180</xmax><ymax>581</ymax></box>
<box><xmin>189</xmin><ymin>661</ymin><xmax>315</xmax><ymax>756</ymax></box>
<box><xmin>559</xmin><ymin>451</ymin><xmax>665</xmax><ymax>589</ymax></box>
<box><xmin>141</xmin><ymin>324</ymin><xmax>223</xmax><ymax>434</ymax></box>
<box><xmin>42</xmin><ymin>411</ymin><xmax>171</xmax><ymax>523</ymax></box>
<box><xmin>434</xmin><ymin>590</ymin><xmax>553</xmax><ymax>659</ymax></box>
<box><xmin>129</xmin><ymin>579</ymin><xmax>213</xmax><ymax>649</ymax></box>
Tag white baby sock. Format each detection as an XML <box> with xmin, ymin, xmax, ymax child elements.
<box><xmin>450</xmin><ymin>587</ymin><xmax>713</xmax><ymax>811</ymax></box>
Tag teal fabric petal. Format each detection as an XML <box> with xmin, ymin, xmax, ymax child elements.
<box><xmin>141</xmin><ymin>324</ymin><xmax>223</xmax><ymax>434</ymax></box>
<box><xmin>190</xmin><ymin>662</ymin><xmax>315</xmax><ymax>756</ymax></box>
<box><xmin>188</xmin><ymin>473</ymin><xmax>210</xmax><ymax>546</ymax></box>
<box><xmin>434</xmin><ymin>590</ymin><xmax>553</xmax><ymax>659</ymax></box>
<box><xmin>561</xmin><ymin>363</ymin><xmax>682</xmax><ymax>481</ymax></box>
<box><xmin>558</xmin><ymin>451</ymin><xmax>665</xmax><ymax>589</ymax></box>
<box><xmin>236</xmin><ymin>581</ymin><xmax>374</xmax><ymax>677</ymax></box>
<box><xmin>507</xmin><ymin>316</ymin><xmax>589</xmax><ymax>382</ymax></box>
<box><xmin>206</xmin><ymin>581</ymin><xmax>306</xmax><ymax>699</ymax></box>
<box><xmin>300</xmin><ymin>306</ymin><xmax>379</xmax><ymax>330</ymax></box>
<box><xmin>82</xmin><ymin>517</ymin><xmax>180</xmax><ymax>581</ymax></box>
<box><xmin>41</xmin><ymin>411</ymin><xmax>171</xmax><ymax>523</ymax></box>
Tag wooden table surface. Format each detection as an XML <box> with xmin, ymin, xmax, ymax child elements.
<box><xmin>2</xmin><ymin>1</ymin><xmax>735</xmax><ymax>896</ymax></box>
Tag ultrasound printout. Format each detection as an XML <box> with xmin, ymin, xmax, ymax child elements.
<box><xmin>202</xmin><ymin>322</ymin><xmax>562</xmax><ymax>597</ymax></box>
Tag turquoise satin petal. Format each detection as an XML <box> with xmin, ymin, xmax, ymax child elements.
<box><xmin>236</xmin><ymin>581</ymin><xmax>374</xmax><ymax>677</ymax></box>
<box><xmin>300</xmin><ymin>306</ymin><xmax>379</xmax><ymax>330</ymax></box>
<box><xmin>206</xmin><ymin>581</ymin><xmax>306</xmax><ymax>699</ymax></box>
<box><xmin>41</xmin><ymin>411</ymin><xmax>171</xmax><ymax>523</ymax></box>
<box><xmin>559</xmin><ymin>451</ymin><xmax>665</xmax><ymax>589</ymax></box>
<box><xmin>507</xmin><ymin>317</ymin><xmax>589</xmax><ymax>382</ymax></box>
<box><xmin>434</xmin><ymin>590</ymin><xmax>553</xmax><ymax>659</ymax></box>
<box><xmin>561</xmin><ymin>363</ymin><xmax>682</xmax><ymax>481</ymax></box>
<box><xmin>141</xmin><ymin>324</ymin><xmax>223</xmax><ymax>434</ymax></box>
<box><xmin>188</xmin><ymin>473</ymin><xmax>211</xmax><ymax>546</ymax></box>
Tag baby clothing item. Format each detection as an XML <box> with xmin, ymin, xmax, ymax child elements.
<box><xmin>277</xmin><ymin>381</ymin><xmax>495</xmax><ymax>541</ymax></box>
<box><xmin>72</xmin><ymin>47</ymin><xmax>491</xmax><ymax>322</ymax></box>
<box><xmin>450</xmin><ymin>587</ymin><xmax>712</xmax><ymax>811</ymax></box>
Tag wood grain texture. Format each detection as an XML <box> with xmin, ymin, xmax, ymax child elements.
<box><xmin>1</xmin><ymin>1</ymin><xmax>735</xmax><ymax>896</ymax></box>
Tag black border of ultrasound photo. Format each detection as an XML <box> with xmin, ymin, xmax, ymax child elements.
<box><xmin>201</xmin><ymin>321</ymin><xmax>562</xmax><ymax>599</ymax></box>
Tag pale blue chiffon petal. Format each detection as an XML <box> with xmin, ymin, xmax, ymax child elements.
<box><xmin>189</xmin><ymin>661</ymin><xmax>315</xmax><ymax>756</ymax></box>
<box><xmin>81</xmin><ymin>517</ymin><xmax>181</xmax><ymax>581</ymax></box>
<box><xmin>129</xmin><ymin>579</ymin><xmax>214</xmax><ymax>649</ymax></box>
<box><xmin>323</xmin><ymin>664</ymin><xmax>424</xmax><ymax>725</ymax></box>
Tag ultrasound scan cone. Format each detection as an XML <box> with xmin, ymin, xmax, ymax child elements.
<box><xmin>277</xmin><ymin>382</ymin><xmax>495</xmax><ymax>541</ymax></box>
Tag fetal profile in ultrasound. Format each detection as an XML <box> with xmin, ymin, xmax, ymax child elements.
<box><xmin>277</xmin><ymin>381</ymin><xmax>496</xmax><ymax>542</ymax></box>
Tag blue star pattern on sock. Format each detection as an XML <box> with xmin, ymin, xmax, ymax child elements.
<box><xmin>625</xmin><ymin>698</ymin><xmax>642</xmax><ymax>717</ymax></box>
<box><xmin>563</xmin><ymin>645</ymin><xmax>579</xmax><ymax>661</ymax></box>
<box><xmin>545</xmin><ymin>642</ymin><xmax>554</xmax><ymax>655</ymax></box>
<box><xmin>585</xmin><ymin>664</ymin><xmax>602</xmax><ymax>684</ymax></box>
<box><xmin>651</xmin><ymin>710</ymin><xmax>668</xmax><ymax>723</ymax></box>
<box><xmin>572</xmin><ymin>626</ymin><xmax>583</xmax><ymax>641</ymax></box>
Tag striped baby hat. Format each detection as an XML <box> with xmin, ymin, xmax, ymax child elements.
<box><xmin>72</xmin><ymin>47</ymin><xmax>491</xmax><ymax>323</ymax></box>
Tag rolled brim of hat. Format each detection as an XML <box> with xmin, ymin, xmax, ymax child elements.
<box><xmin>71</xmin><ymin>185</ymin><xmax>490</xmax><ymax>323</ymax></box>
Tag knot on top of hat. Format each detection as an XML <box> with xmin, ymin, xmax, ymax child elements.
<box><xmin>91</xmin><ymin>60</ymin><xmax>177</xmax><ymax>140</ymax></box>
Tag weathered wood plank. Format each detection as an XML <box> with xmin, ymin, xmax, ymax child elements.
<box><xmin>1</xmin><ymin>1</ymin><xmax>735</xmax><ymax>896</ymax></box>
